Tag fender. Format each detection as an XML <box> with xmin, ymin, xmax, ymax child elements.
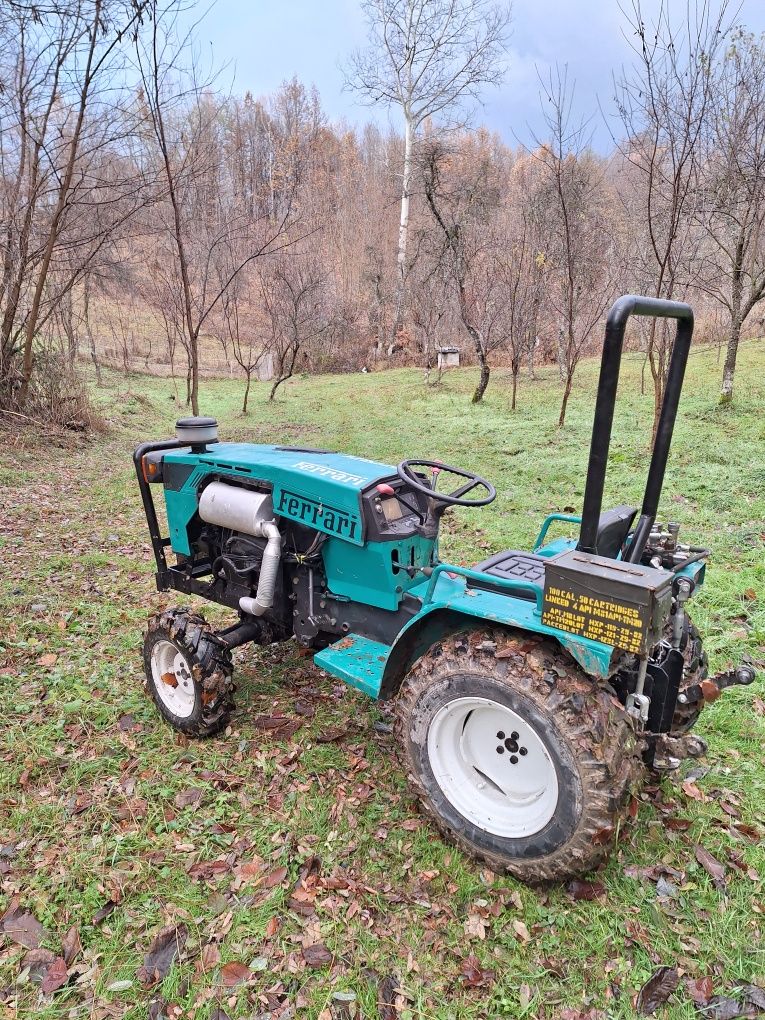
<box><xmin>378</xmin><ymin>568</ymin><xmax>617</xmax><ymax>700</ymax></box>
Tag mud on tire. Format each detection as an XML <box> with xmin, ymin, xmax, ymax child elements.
<box><xmin>394</xmin><ymin>630</ymin><xmax>644</xmax><ymax>883</ymax></box>
<box><xmin>143</xmin><ymin>608</ymin><xmax>235</xmax><ymax>738</ymax></box>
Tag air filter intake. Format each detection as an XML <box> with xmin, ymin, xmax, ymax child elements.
<box><xmin>175</xmin><ymin>416</ymin><xmax>218</xmax><ymax>452</ymax></box>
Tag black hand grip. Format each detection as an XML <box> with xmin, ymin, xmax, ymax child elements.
<box><xmin>577</xmin><ymin>294</ymin><xmax>694</xmax><ymax>562</ymax></box>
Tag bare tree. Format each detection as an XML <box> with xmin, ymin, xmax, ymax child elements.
<box><xmin>696</xmin><ymin>29</ymin><xmax>765</xmax><ymax>403</ymax></box>
<box><xmin>408</xmin><ymin>250</ymin><xmax>451</xmax><ymax>385</ymax></box>
<box><xmin>0</xmin><ymin>0</ymin><xmax>151</xmax><ymax>411</ymax></box>
<box><xmin>614</xmin><ymin>0</ymin><xmax>732</xmax><ymax>434</ymax></box>
<box><xmin>346</xmin><ymin>0</ymin><xmax>510</xmax><ymax>353</ymax></box>
<box><xmin>496</xmin><ymin>216</ymin><xmax>544</xmax><ymax>410</ymax></box>
<box><xmin>261</xmin><ymin>257</ymin><xmax>332</xmax><ymax>400</ymax></box>
<box><xmin>135</xmin><ymin>3</ymin><xmax>301</xmax><ymax>414</ymax></box>
<box><xmin>421</xmin><ymin>135</ymin><xmax>511</xmax><ymax>403</ymax></box>
<box><xmin>534</xmin><ymin>67</ymin><xmax>615</xmax><ymax>426</ymax></box>
<box><xmin>215</xmin><ymin>267</ymin><xmax>266</xmax><ymax>414</ymax></box>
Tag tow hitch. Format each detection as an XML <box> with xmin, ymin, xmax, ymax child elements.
<box><xmin>678</xmin><ymin>665</ymin><xmax>756</xmax><ymax>707</ymax></box>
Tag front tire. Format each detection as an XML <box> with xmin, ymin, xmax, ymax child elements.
<box><xmin>395</xmin><ymin>630</ymin><xmax>643</xmax><ymax>883</ymax></box>
<box><xmin>143</xmin><ymin>608</ymin><xmax>234</xmax><ymax>738</ymax></box>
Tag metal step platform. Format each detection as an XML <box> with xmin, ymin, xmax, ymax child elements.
<box><xmin>314</xmin><ymin>633</ymin><xmax>389</xmax><ymax>698</ymax></box>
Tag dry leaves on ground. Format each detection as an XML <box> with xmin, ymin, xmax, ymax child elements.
<box><xmin>636</xmin><ymin>966</ymin><xmax>679</xmax><ymax>1015</ymax></box>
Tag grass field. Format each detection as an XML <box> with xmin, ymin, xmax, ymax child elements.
<box><xmin>0</xmin><ymin>342</ymin><xmax>763</xmax><ymax>1020</ymax></box>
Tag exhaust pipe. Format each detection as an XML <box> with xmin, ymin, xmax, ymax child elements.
<box><xmin>239</xmin><ymin>521</ymin><xmax>281</xmax><ymax>617</ymax></box>
<box><xmin>198</xmin><ymin>481</ymin><xmax>282</xmax><ymax>617</ymax></box>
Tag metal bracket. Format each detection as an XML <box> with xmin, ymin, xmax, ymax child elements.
<box><xmin>626</xmin><ymin>692</ymin><xmax>650</xmax><ymax>723</ymax></box>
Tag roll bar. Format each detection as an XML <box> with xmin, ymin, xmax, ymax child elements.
<box><xmin>576</xmin><ymin>294</ymin><xmax>694</xmax><ymax>563</ymax></box>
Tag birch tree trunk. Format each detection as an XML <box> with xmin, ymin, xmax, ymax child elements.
<box><xmin>389</xmin><ymin>114</ymin><xmax>413</xmax><ymax>353</ymax></box>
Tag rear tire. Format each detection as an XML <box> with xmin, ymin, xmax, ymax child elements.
<box><xmin>395</xmin><ymin>630</ymin><xmax>643</xmax><ymax>883</ymax></box>
<box><xmin>143</xmin><ymin>608</ymin><xmax>234</xmax><ymax>738</ymax></box>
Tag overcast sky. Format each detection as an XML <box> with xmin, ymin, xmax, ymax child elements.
<box><xmin>191</xmin><ymin>0</ymin><xmax>765</xmax><ymax>150</ymax></box>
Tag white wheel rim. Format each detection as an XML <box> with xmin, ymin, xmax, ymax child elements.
<box><xmin>427</xmin><ymin>696</ymin><xmax>560</xmax><ymax>838</ymax></box>
<box><xmin>150</xmin><ymin>640</ymin><xmax>196</xmax><ymax>718</ymax></box>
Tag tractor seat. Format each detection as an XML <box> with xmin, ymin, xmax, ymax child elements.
<box><xmin>592</xmin><ymin>504</ymin><xmax>637</xmax><ymax>559</ymax></box>
<box><xmin>470</xmin><ymin>505</ymin><xmax>638</xmax><ymax>601</ymax></box>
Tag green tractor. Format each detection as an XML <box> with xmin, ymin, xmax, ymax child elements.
<box><xmin>134</xmin><ymin>295</ymin><xmax>754</xmax><ymax>882</ymax></box>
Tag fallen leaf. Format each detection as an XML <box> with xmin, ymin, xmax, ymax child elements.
<box><xmin>219</xmin><ymin>961</ymin><xmax>252</xmax><ymax>986</ymax></box>
<box><xmin>93</xmin><ymin>900</ymin><xmax>117</xmax><ymax>925</ymax></box>
<box><xmin>695</xmin><ymin>845</ymin><xmax>727</xmax><ymax>890</ymax></box>
<box><xmin>512</xmin><ymin>919</ymin><xmax>531</xmax><ymax>943</ymax></box>
<box><xmin>262</xmin><ymin>865</ymin><xmax>288</xmax><ymax>888</ymax></box>
<box><xmin>317</xmin><ymin>726</ymin><xmax>348</xmax><ymax>743</ymax></box>
<box><xmin>40</xmin><ymin>957</ymin><xmax>68</xmax><ymax>994</ymax></box>
<box><xmin>400</xmin><ymin>818</ymin><xmax>421</xmax><ymax>831</ymax></box>
<box><xmin>636</xmin><ymin>966</ymin><xmax>679</xmax><ymax>1014</ymax></box>
<box><xmin>732</xmin><ymin>823</ymin><xmax>761</xmax><ymax>842</ymax></box>
<box><xmin>237</xmin><ymin>858</ymin><xmax>263</xmax><ymax>879</ymax></box>
<box><xmin>566</xmin><ymin>879</ymin><xmax>605</xmax><ymax>901</ymax></box>
<box><xmin>720</xmin><ymin>801</ymin><xmax>741</xmax><ymax>819</ymax></box>
<box><xmin>464</xmin><ymin>913</ymin><xmax>486</xmax><ymax>940</ymax></box>
<box><xmin>459</xmin><ymin>954</ymin><xmax>496</xmax><ymax>987</ymax></box>
<box><xmin>742</xmin><ymin>985</ymin><xmax>765</xmax><ymax>1011</ymax></box>
<box><xmin>656</xmin><ymin>876</ymin><xmax>678</xmax><ymax>898</ymax></box>
<box><xmin>591</xmin><ymin>826</ymin><xmax>614</xmax><ymax>845</ymax></box>
<box><xmin>22</xmin><ymin>947</ymin><xmax>55</xmax><ymax>985</ymax></box>
<box><xmin>137</xmin><ymin>925</ymin><xmax>188</xmax><ymax>987</ymax></box>
<box><xmin>700</xmin><ymin>996</ymin><xmax>756</xmax><ymax>1019</ymax></box>
<box><xmin>682</xmin><ymin>780</ymin><xmax>705</xmax><ymax>801</ymax></box>
<box><xmin>665</xmin><ymin>817</ymin><xmax>693</xmax><ymax>831</ymax></box>
<box><xmin>174</xmin><ymin>788</ymin><xmax>203</xmax><ymax>809</ymax></box>
<box><xmin>199</xmin><ymin>942</ymin><xmax>220</xmax><ymax>973</ymax></box>
<box><xmin>0</xmin><ymin>906</ymin><xmax>47</xmax><ymax>949</ymax></box>
<box><xmin>37</xmin><ymin>653</ymin><xmax>58</xmax><ymax>668</ymax></box>
<box><xmin>302</xmin><ymin>943</ymin><xmax>333</xmax><ymax>967</ymax></box>
<box><xmin>377</xmin><ymin>974</ymin><xmax>400</xmax><ymax>1020</ymax></box>
<box><xmin>62</xmin><ymin>925</ymin><xmax>82</xmax><ymax>966</ymax></box>
<box><xmin>107</xmin><ymin>979</ymin><xmax>134</xmax><ymax>992</ymax></box>
<box><xmin>686</xmin><ymin>976</ymin><xmax>714</xmax><ymax>1005</ymax></box>
<box><xmin>252</xmin><ymin>715</ymin><xmax>302</xmax><ymax>740</ymax></box>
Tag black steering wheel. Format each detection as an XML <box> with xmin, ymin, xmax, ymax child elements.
<box><xmin>397</xmin><ymin>458</ymin><xmax>497</xmax><ymax>508</ymax></box>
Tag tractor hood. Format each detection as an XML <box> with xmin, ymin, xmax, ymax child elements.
<box><xmin>161</xmin><ymin>442</ymin><xmax>397</xmax><ymax>550</ymax></box>
<box><xmin>201</xmin><ymin>444</ymin><xmax>395</xmax><ymax>491</ymax></box>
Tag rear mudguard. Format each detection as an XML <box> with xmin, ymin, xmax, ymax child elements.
<box><xmin>378</xmin><ymin>568</ymin><xmax>616</xmax><ymax>700</ymax></box>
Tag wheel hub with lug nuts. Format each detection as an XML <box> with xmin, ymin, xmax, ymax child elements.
<box><xmin>426</xmin><ymin>695</ymin><xmax>559</xmax><ymax>839</ymax></box>
<box><xmin>150</xmin><ymin>640</ymin><xmax>196</xmax><ymax>719</ymax></box>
